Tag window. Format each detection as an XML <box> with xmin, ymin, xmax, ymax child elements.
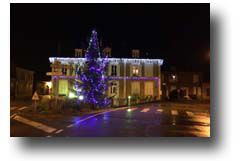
<box><xmin>111</xmin><ymin>65</ymin><xmax>117</xmax><ymax>76</ymax></box>
<box><xmin>144</xmin><ymin>82</ymin><xmax>153</xmax><ymax>96</ymax></box>
<box><xmin>110</xmin><ymin>82</ymin><xmax>117</xmax><ymax>94</ymax></box>
<box><xmin>132</xmin><ymin>66</ymin><xmax>139</xmax><ymax>76</ymax></box>
<box><xmin>131</xmin><ymin>81</ymin><xmax>140</xmax><ymax>95</ymax></box>
<box><xmin>69</xmin><ymin>66</ymin><xmax>73</xmax><ymax>76</ymax></box>
<box><xmin>77</xmin><ymin>66</ymin><xmax>83</xmax><ymax>75</ymax></box>
<box><xmin>193</xmin><ymin>74</ymin><xmax>199</xmax><ymax>83</ymax></box>
<box><xmin>62</xmin><ymin>68</ymin><xmax>67</xmax><ymax>75</ymax></box>
<box><xmin>193</xmin><ymin>87</ymin><xmax>197</xmax><ymax>95</ymax></box>
<box><xmin>58</xmin><ymin>80</ymin><xmax>68</xmax><ymax>95</ymax></box>
<box><xmin>144</xmin><ymin>64</ymin><xmax>153</xmax><ymax>77</ymax></box>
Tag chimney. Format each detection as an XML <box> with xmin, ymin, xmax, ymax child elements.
<box><xmin>74</xmin><ymin>48</ymin><xmax>83</xmax><ymax>57</ymax></box>
<box><xmin>132</xmin><ymin>49</ymin><xmax>140</xmax><ymax>58</ymax></box>
<box><xmin>103</xmin><ymin>47</ymin><xmax>112</xmax><ymax>57</ymax></box>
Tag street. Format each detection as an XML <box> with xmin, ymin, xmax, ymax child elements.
<box><xmin>10</xmin><ymin>102</ymin><xmax>210</xmax><ymax>137</ymax></box>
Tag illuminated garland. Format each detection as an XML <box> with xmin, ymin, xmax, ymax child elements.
<box><xmin>108</xmin><ymin>76</ymin><xmax>160</xmax><ymax>80</ymax></box>
<box><xmin>52</xmin><ymin>76</ymin><xmax>160</xmax><ymax>80</ymax></box>
<box><xmin>49</xmin><ymin>57</ymin><xmax>164</xmax><ymax>65</ymax></box>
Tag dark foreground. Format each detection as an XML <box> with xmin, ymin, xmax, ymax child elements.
<box><xmin>10</xmin><ymin>102</ymin><xmax>210</xmax><ymax>137</ymax></box>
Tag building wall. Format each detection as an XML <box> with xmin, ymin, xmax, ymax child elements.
<box><xmin>11</xmin><ymin>67</ymin><xmax>34</xmax><ymax>99</ymax></box>
<box><xmin>161</xmin><ymin>71</ymin><xmax>204</xmax><ymax>100</ymax></box>
<box><xmin>49</xmin><ymin>58</ymin><xmax>163</xmax><ymax>105</ymax></box>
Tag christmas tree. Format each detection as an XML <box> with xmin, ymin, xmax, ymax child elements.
<box><xmin>76</xmin><ymin>30</ymin><xmax>110</xmax><ymax>108</ymax></box>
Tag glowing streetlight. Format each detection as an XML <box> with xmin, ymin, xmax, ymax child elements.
<box><xmin>128</xmin><ymin>95</ymin><xmax>131</xmax><ymax>106</ymax></box>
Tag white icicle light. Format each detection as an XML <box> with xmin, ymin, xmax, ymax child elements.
<box><xmin>49</xmin><ymin>57</ymin><xmax>164</xmax><ymax>65</ymax></box>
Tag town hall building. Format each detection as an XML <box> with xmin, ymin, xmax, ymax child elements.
<box><xmin>48</xmin><ymin>49</ymin><xmax>164</xmax><ymax>106</ymax></box>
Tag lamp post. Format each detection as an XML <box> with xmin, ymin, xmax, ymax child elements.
<box><xmin>128</xmin><ymin>95</ymin><xmax>131</xmax><ymax>107</ymax></box>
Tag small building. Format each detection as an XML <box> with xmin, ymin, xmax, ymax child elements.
<box><xmin>161</xmin><ymin>71</ymin><xmax>203</xmax><ymax>100</ymax></box>
<box><xmin>10</xmin><ymin>66</ymin><xmax>34</xmax><ymax>100</ymax></box>
<box><xmin>47</xmin><ymin>49</ymin><xmax>164</xmax><ymax>106</ymax></box>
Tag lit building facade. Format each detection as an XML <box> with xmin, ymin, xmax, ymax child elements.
<box><xmin>48</xmin><ymin>56</ymin><xmax>163</xmax><ymax>106</ymax></box>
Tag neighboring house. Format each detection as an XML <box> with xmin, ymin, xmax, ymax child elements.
<box><xmin>47</xmin><ymin>49</ymin><xmax>164</xmax><ymax>106</ymax></box>
<box><xmin>161</xmin><ymin>71</ymin><xmax>203</xmax><ymax>100</ymax></box>
<box><xmin>10</xmin><ymin>66</ymin><xmax>34</xmax><ymax>100</ymax></box>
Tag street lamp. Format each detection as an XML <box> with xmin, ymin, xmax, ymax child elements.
<box><xmin>128</xmin><ymin>95</ymin><xmax>131</xmax><ymax>107</ymax></box>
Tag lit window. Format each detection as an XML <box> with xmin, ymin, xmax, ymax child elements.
<box><xmin>132</xmin><ymin>66</ymin><xmax>139</xmax><ymax>76</ymax></box>
<box><xmin>58</xmin><ymin>80</ymin><xmax>68</xmax><ymax>95</ymax></box>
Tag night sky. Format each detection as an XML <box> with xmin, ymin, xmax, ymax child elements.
<box><xmin>11</xmin><ymin>3</ymin><xmax>210</xmax><ymax>81</ymax></box>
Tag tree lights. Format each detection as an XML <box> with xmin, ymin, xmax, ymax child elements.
<box><xmin>75</xmin><ymin>30</ymin><xmax>110</xmax><ymax>108</ymax></box>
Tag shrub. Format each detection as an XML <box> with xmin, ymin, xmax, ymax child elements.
<box><xmin>63</xmin><ymin>98</ymin><xmax>81</xmax><ymax>111</ymax></box>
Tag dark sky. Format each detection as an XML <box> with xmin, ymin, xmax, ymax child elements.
<box><xmin>11</xmin><ymin>3</ymin><xmax>210</xmax><ymax>81</ymax></box>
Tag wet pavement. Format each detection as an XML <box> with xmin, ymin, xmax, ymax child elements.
<box><xmin>10</xmin><ymin>102</ymin><xmax>210</xmax><ymax>137</ymax></box>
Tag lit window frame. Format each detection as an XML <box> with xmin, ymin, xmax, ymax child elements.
<box><xmin>132</xmin><ymin>66</ymin><xmax>139</xmax><ymax>76</ymax></box>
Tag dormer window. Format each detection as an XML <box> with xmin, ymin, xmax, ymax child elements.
<box><xmin>103</xmin><ymin>47</ymin><xmax>112</xmax><ymax>57</ymax></box>
<box><xmin>132</xmin><ymin>49</ymin><xmax>140</xmax><ymax>58</ymax></box>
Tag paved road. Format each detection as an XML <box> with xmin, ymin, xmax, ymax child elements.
<box><xmin>10</xmin><ymin>103</ymin><xmax>210</xmax><ymax>137</ymax></box>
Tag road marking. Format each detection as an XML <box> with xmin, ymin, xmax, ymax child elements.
<box><xmin>186</xmin><ymin>111</ymin><xmax>194</xmax><ymax>117</ymax></box>
<box><xmin>171</xmin><ymin>110</ymin><xmax>178</xmax><ymax>116</ymax></box>
<box><xmin>55</xmin><ymin>129</ymin><xmax>63</xmax><ymax>134</ymax></box>
<box><xmin>13</xmin><ymin>115</ymin><xmax>57</xmax><ymax>133</ymax></box>
<box><xmin>157</xmin><ymin>109</ymin><xmax>163</xmax><ymax>113</ymax></box>
<box><xmin>126</xmin><ymin>108</ymin><xmax>137</xmax><ymax>112</ymax></box>
<box><xmin>11</xmin><ymin>106</ymin><xmax>18</xmax><ymax>110</ymax></box>
<box><xmin>62</xmin><ymin>106</ymin><xmax>130</xmax><ymax>130</ymax></box>
<box><xmin>18</xmin><ymin>106</ymin><xmax>29</xmax><ymax>111</ymax></box>
<box><xmin>67</xmin><ymin>124</ymin><xmax>74</xmax><ymax>128</ymax></box>
<box><xmin>131</xmin><ymin>108</ymin><xmax>137</xmax><ymax>111</ymax></box>
<box><xmin>141</xmin><ymin>108</ymin><xmax>150</xmax><ymax>113</ymax></box>
<box><xmin>72</xmin><ymin>106</ymin><xmax>129</xmax><ymax>126</ymax></box>
<box><xmin>10</xmin><ymin>113</ymin><xmax>17</xmax><ymax>119</ymax></box>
